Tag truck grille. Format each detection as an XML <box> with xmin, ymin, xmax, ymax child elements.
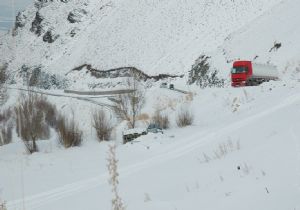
<box><xmin>232</xmin><ymin>78</ymin><xmax>244</xmax><ymax>82</ymax></box>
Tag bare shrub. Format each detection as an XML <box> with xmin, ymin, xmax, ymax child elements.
<box><xmin>0</xmin><ymin>201</ymin><xmax>7</xmax><ymax>210</ymax></box>
<box><xmin>176</xmin><ymin>107</ymin><xmax>193</xmax><ymax>127</ymax></box>
<box><xmin>0</xmin><ymin>124</ymin><xmax>13</xmax><ymax>146</ymax></box>
<box><xmin>35</xmin><ymin>96</ymin><xmax>57</xmax><ymax>127</ymax></box>
<box><xmin>188</xmin><ymin>55</ymin><xmax>225</xmax><ymax>88</ymax></box>
<box><xmin>0</xmin><ymin>64</ymin><xmax>8</xmax><ymax>85</ymax></box>
<box><xmin>56</xmin><ymin>114</ymin><xmax>82</xmax><ymax>148</ymax></box>
<box><xmin>0</xmin><ymin>64</ymin><xmax>8</xmax><ymax>106</ymax></box>
<box><xmin>152</xmin><ymin>111</ymin><xmax>169</xmax><ymax>129</ymax></box>
<box><xmin>107</xmin><ymin>144</ymin><xmax>126</xmax><ymax>210</ymax></box>
<box><xmin>136</xmin><ymin>113</ymin><xmax>149</xmax><ymax>122</ymax></box>
<box><xmin>28</xmin><ymin>66</ymin><xmax>41</xmax><ymax>87</ymax></box>
<box><xmin>185</xmin><ymin>92</ymin><xmax>194</xmax><ymax>102</ymax></box>
<box><xmin>15</xmin><ymin>93</ymin><xmax>53</xmax><ymax>153</ymax></box>
<box><xmin>200</xmin><ymin>139</ymin><xmax>241</xmax><ymax>163</ymax></box>
<box><xmin>113</xmin><ymin>74</ymin><xmax>145</xmax><ymax>128</ymax></box>
<box><xmin>214</xmin><ymin>139</ymin><xmax>240</xmax><ymax>159</ymax></box>
<box><xmin>92</xmin><ymin>109</ymin><xmax>113</xmax><ymax>141</ymax></box>
<box><xmin>0</xmin><ymin>108</ymin><xmax>13</xmax><ymax>146</ymax></box>
<box><xmin>0</xmin><ymin>109</ymin><xmax>11</xmax><ymax>123</ymax></box>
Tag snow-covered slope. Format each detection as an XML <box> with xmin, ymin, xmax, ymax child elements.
<box><xmin>1</xmin><ymin>1</ymin><xmax>300</xmax><ymax>209</ymax></box>
<box><xmin>212</xmin><ymin>0</ymin><xmax>300</xmax><ymax>78</ymax></box>
<box><xmin>1</xmin><ymin>80</ymin><xmax>300</xmax><ymax>210</ymax></box>
<box><xmin>0</xmin><ymin>0</ymin><xmax>284</xmax><ymax>78</ymax></box>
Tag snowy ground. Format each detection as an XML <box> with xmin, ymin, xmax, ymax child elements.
<box><xmin>1</xmin><ymin>79</ymin><xmax>300</xmax><ymax>210</ymax></box>
<box><xmin>0</xmin><ymin>0</ymin><xmax>285</xmax><ymax>76</ymax></box>
<box><xmin>1</xmin><ymin>0</ymin><xmax>300</xmax><ymax>209</ymax></box>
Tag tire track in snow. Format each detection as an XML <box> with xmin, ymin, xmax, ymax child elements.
<box><xmin>8</xmin><ymin>87</ymin><xmax>116</xmax><ymax>110</ymax></box>
<box><xmin>7</xmin><ymin>94</ymin><xmax>300</xmax><ymax>209</ymax></box>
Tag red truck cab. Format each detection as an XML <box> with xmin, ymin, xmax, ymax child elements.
<box><xmin>231</xmin><ymin>61</ymin><xmax>252</xmax><ymax>87</ymax></box>
<box><xmin>231</xmin><ymin>60</ymin><xmax>278</xmax><ymax>87</ymax></box>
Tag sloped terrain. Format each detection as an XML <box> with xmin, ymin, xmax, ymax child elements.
<box><xmin>1</xmin><ymin>0</ymin><xmax>300</xmax><ymax>209</ymax></box>
<box><xmin>211</xmin><ymin>0</ymin><xmax>300</xmax><ymax>78</ymax></box>
<box><xmin>1</xmin><ymin>80</ymin><xmax>300</xmax><ymax>210</ymax></box>
<box><xmin>0</xmin><ymin>0</ymin><xmax>283</xmax><ymax>79</ymax></box>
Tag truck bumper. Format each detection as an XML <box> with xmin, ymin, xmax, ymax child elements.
<box><xmin>231</xmin><ymin>81</ymin><xmax>246</xmax><ymax>87</ymax></box>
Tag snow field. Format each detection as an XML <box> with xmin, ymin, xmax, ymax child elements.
<box><xmin>1</xmin><ymin>80</ymin><xmax>300</xmax><ymax>210</ymax></box>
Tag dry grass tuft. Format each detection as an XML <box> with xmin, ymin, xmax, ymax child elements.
<box><xmin>152</xmin><ymin>111</ymin><xmax>169</xmax><ymax>129</ymax></box>
<box><xmin>56</xmin><ymin>114</ymin><xmax>83</xmax><ymax>148</ymax></box>
<box><xmin>92</xmin><ymin>109</ymin><xmax>114</xmax><ymax>142</ymax></box>
<box><xmin>107</xmin><ymin>144</ymin><xmax>126</xmax><ymax>210</ymax></box>
<box><xmin>176</xmin><ymin>108</ymin><xmax>193</xmax><ymax>127</ymax></box>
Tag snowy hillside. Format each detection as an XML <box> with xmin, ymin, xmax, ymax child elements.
<box><xmin>211</xmin><ymin>0</ymin><xmax>300</xmax><ymax>78</ymax></box>
<box><xmin>0</xmin><ymin>0</ymin><xmax>284</xmax><ymax>79</ymax></box>
<box><xmin>1</xmin><ymin>0</ymin><xmax>300</xmax><ymax>209</ymax></box>
<box><xmin>1</xmin><ymin>80</ymin><xmax>300</xmax><ymax>210</ymax></box>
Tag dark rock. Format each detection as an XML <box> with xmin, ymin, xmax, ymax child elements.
<box><xmin>29</xmin><ymin>66</ymin><xmax>41</xmax><ymax>86</ymax></box>
<box><xmin>70</xmin><ymin>28</ymin><xmax>79</xmax><ymax>37</ymax></box>
<box><xmin>34</xmin><ymin>0</ymin><xmax>53</xmax><ymax>9</ymax></box>
<box><xmin>43</xmin><ymin>30</ymin><xmax>59</xmax><ymax>43</ymax></box>
<box><xmin>30</xmin><ymin>12</ymin><xmax>44</xmax><ymax>36</ymax></box>
<box><xmin>12</xmin><ymin>11</ymin><xmax>27</xmax><ymax>36</ymax></box>
<box><xmin>19</xmin><ymin>65</ymin><xmax>68</xmax><ymax>89</ymax></box>
<box><xmin>71</xmin><ymin>64</ymin><xmax>183</xmax><ymax>81</ymax></box>
<box><xmin>67</xmin><ymin>9</ymin><xmax>87</xmax><ymax>23</ymax></box>
<box><xmin>269</xmin><ymin>41</ymin><xmax>282</xmax><ymax>52</ymax></box>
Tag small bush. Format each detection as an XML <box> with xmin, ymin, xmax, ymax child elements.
<box><xmin>0</xmin><ymin>86</ymin><xmax>8</xmax><ymax>106</ymax></box>
<box><xmin>107</xmin><ymin>144</ymin><xmax>126</xmax><ymax>210</ymax></box>
<box><xmin>0</xmin><ymin>108</ymin><xmax>13</xmax><ymax>146</ymax></box>
<box><xmin>0</xmin><ymin>201</ymin><xmax>7</xmax><ymax>210</ymax></box>
<box><xmin>214</xmin><ymin>139</ymin><xmax>240</xmax><ymax>159</ymax></box>
<box><xmin>15</xmin><ymin>93</ymin><xmax>54</xmax><ymax>153</ymax></box>
<box><xmin>188</xmin><ymin>55</ymin><xmax>224</xmax><ymax>88</ymax></box>
<box><xmin>35</xmin><ymin>96</ymin><xmax>57</xmax><ymax>127</ymax></box>
<box><xmin>152</xmin><ymin>111</ymin><xmax>169</xmax><ymax>129</ymax></box>
<box><xmin>0</xmin><ymin>64</ymin><xmax>8</xmax><ymax>85</ymax></box>
<box><xmin>28</xmin><ymin>66</ymin><xmax>41</xmax><ymax>87</ymax></box>
<box><xmin>0</xmin><ymin>64</ymin><xmax>8</xmax><ymax>106</ymax></box>
<box><xmin>176</xmin><ymin>108</ymin><xmax>193</xmax><ymax>127</ymax></box>
<box><xmin>0</xmin><ymin>109</ymin><xmax>11</xmax><ymax>123</ymax></box>
<box><xmin>200</xmin><ymin>139</ymin><xmax>241</xmax><ymax>163</ymax></box>
<box><xmin>57</xmin><ymin>114</ymin><xmax>82</xmax><ymax>148</ymax></box>
<box><xmin>0</xmin><ymin>124</ymin><xmax>13</xmax><ymax>146</ymax></box>
<box><xmin>92</xmin><ymin>109</ymin><xmax>113</xmax><ymax>141</ymax></box>
<box><xmin>136</xmin><ymin>113</ymin><xmax>150</xmax><ymax>122</ymax></box>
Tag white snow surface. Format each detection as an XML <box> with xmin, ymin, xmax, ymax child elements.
<box><xmin>0</xmin><ymin>0</ymin><xmax>287</xmax><ymax>78</ymax></box>
<box><xmin>1</xmin><ymin>0</ymin><xmax>300</xmax><ymax>209</ymax></box>
<box><xmin>211</xmin><ymin>0</ymin><xmax>300</xmax><ymax>78</ymax></box>
<box><xmin>1</xmin><ymin>80</ymin><xmax>300</xmax><ymax>210</ymax></box>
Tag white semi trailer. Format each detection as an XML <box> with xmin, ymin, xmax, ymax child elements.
<box><xmin>231</xmin><ymin>60</ymin><xmax>278</xmax><ymax>86</ymax></box>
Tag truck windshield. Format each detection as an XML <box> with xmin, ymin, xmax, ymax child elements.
<box><xmin>231</xmin><ymin>66</ymin><xmax>247</xmax><ymax>74</ymax></box>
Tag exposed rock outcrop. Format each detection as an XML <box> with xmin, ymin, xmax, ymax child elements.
<box><xmin>43</xmin><ymin>30</ymin><xmax>59</xmax><ymax>43</ymax></box>
<box><xmin>12</xmin><ymin>12</ymin><xmax>27</xmax><ymax>36</ymax></box>
<box><xmin>71</xmin><ymin>64</ymin><xmax>184</xmax><ymax>81</ymax></box>
<box><xmin>67</xmin><ymin>9</ymin><xmax>87</xmax><ymax>23</ymax></box>
<box><xmin>30</xmin><ymin>12</ymin><xmax>44</xmax><ymax>36</ymax></box>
